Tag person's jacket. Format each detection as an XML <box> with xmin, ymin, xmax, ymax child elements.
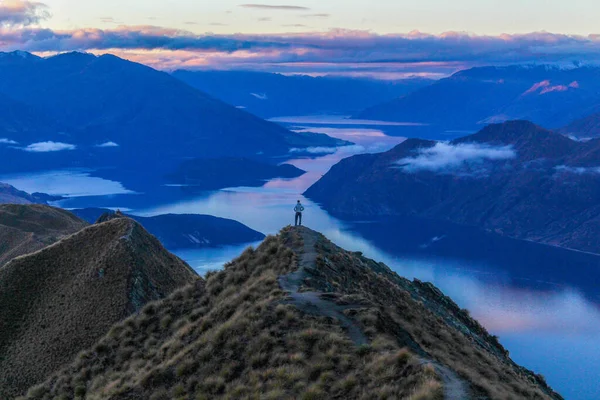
<box><xmin>294</xmin><ymin>203</ymin><xmax>305</xmax><ymax>213</ymax></box>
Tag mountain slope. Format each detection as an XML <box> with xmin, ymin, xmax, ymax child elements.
<box><xmin>357</xmin><ymin>65</ymin><xmax>600</xmax><ymax>129</ymax></box>
<box><xmin>167</xmin><ymin>157</ymin><xmax>306</xmax><ymax>191</ymax></box>
<box><xmin>560</xmin><ymin>110</ymin><xmax>600</xmax><ymax>139</ymax></box>
<box><xmin>0</xmin><ymin>52</ymin><xmax>344</xmax><ymax>177</ymax></box>
<box><xmin>0</xmin><ymin>204</ymin><xmax>88</xmax><ymax>266</ymax></box>
<box><xmin>0</xmin><ymin>216</ymin><xmax>198</xmax><ymax>398</ymax></box>
<box><xmin>0</xmin><ymin>183</ymin><xmax>42</xmax><ymax>205</ymax></box>
<box><xmin>24</xmin><ymin>227</ymin><xmax>560</xmax><ymax>400</ymax></box>
<box><xmin>173</xmin><ymin>70</ymin><xmax>432</xmax><ymax>118</ymax></box>
<box><xmin>306</xmin><ymin>120</ymin><xmax>600</xmax><ymax>253</ymax></box>
<box><xmin>0</xmin><ymin>92</ymin><xmax>70</xmax><ymax>145</ymax></box>
<box><xmin>72</xmin><ymin>208</ymin><xmax>265</xmax><ymax>249</ymax></box>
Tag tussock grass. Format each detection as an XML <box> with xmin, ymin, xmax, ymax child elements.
<box><xmin>23</xmin><ymin>232</ymin><xmax>439</xmax><ymax>400</ymax></box>
<box><xmin>0</xmin><ymin>217</ymin><xmax>196</xmax><ymax>398</ymax></box>
<box><xmin>302</xmin><ymin>228</ymin><xmax>560</xmax><ymax>400</ymax></box>
<box><xmin>20</xmin><ymin>226</ymin><xmax>560</xmax><ymax>400</ymax></box>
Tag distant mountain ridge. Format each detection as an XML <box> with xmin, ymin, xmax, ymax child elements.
<box><xmin>560</xmin><ymin>110</ymin><xmax>600</xmax><ymax>139</ymax></box>
<box><xmin>72</xmin><ymin>208</ymin><xmax>265</xmax><ymax>249</ymax></box>
<box><xmin>166</xmin><ymin>157</ymin><xmax>306</xmax><ymax>191</ymax></box>
<box><xmin>0</xmin><ymin>182</ymin><xmax>42</xmax><ymax>205</ymax></box>
<box><xmin>306</xmin><ymin>120</ymin><xmax>600</xmax><ymax>254</ymax></box>
<box><xmin>357</xmin><ymin>65</ymin><xmax>600</xmax><ymax>129</ymax></box>
<box><xmin>0</xmin><ymin>51</ymin><xmax>343</xmax><ymax>180</ymax></box>
<box><xmin>173</xmin><ymin>70</ymin><xmax>431</xmax><ymax>118</ymax></box>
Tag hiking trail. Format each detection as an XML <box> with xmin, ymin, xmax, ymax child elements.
<box><xmin>278</xmin><ymin>226</ymin><xmax>472</xmax><ymax>400</ymax></box>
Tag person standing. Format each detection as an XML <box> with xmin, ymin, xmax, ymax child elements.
<box><xmin>294</xmin><ymin>200</ymin><xmax>305</xmax><ymax>226</ymax></box>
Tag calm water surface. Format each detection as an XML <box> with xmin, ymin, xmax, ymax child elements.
<box><xmin>8</xmin><ymin>116</ymin><xmax>599</xmax><ymax>399</ymax></box>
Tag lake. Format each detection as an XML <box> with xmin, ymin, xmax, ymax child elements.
<box><xmin>8</xmin><ymin>115</ymin><xmax>599</xmax><ymax>399</ymax></box>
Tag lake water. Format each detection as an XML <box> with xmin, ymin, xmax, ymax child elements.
<box><xmin>10</xmin><ymin>116</ymin><xmax>599</xmax><ymax>399</ymax></box>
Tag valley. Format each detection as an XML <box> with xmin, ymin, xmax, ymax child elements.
<box><xmin>5</xmin><ymin>115</ymin><xmax>599</xmax><ymax>399</ymax></box>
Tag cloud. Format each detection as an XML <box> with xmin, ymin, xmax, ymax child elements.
<box><xmin>250</xmin><ymin>92</ymin><xmax>268</xmax><ymax>100</ymax></box>
<box><xmin>555</xmin><ymin>165</ymin><xmax>600</xmax><ymax>175</ymax></box>
<box><xmin>522</xmin><ymin>80</ymin><xmax>572</xmax><ymax>95</ymax></box>
<box><xmin>397</xmin><ymin>142</ymin><xmax>516</xmax><ymax>173</ymax></box>
<box><xmin>301</xmin><ymin>13</ymin><xmax>330</xmax><ymax>18</ymax></box>
<box><xmin>239</xmin><ymin>4</ymin><xmax>309</xmax><ymax>10</ymax></box>
<box><xmin>0</xmin><ymin>138</ymin><xmax>18</xmax><ymax>144</ymax></box>
<box><xmin>9</xmin><ymin>27</ymin><xmax>600</xmax><ymax>77</ymax></box>
<box><xmin>23</xmin><ymin>141</ymin><xmax>76</xmax><ymax>152</ymax></box>
<box><xmin>290</xmin><ymin>146</ymin><xmax>338</xmax><ymax>154</ymax></box>
<box><xmin>257</xmin><ymin>17</ymin><xmax>272</xmax><ymax>22</ymax></box>
<box><xmin>0</xmin><ymin>0</ymin><xmax>49</xmax><ymax>26</ymax></box>
<box><xmin>96</xmin><ymin>141</ymin><xmax>119</xmax><ymax>148</ymax></box>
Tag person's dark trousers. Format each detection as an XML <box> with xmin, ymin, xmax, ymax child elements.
<box><xmin>295</xmin><ymin>212</ymin><xmax>302</xmax><ymax>226</ymax></box>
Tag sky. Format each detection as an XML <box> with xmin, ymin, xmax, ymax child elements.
<box><xmin>1</xmin><ymin>0</ymin><xmax>600</xmax><ymax>78</ymax></box>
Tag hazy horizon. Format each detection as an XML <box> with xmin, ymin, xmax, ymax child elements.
<box><xmin>1</xmin><ymin>0</ymin><xmax>600</xmax><ymax>78</ymax></box>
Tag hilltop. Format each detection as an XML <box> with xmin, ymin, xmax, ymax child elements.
<box><xmin>0</xmin><ymin>216</ymin><xmax>198</xmax><ymax>398</ymax></box>
<box><xmin>23</xmin><ymin>226</ymin><xmax>560</xmax><ymax>399</ymax></box>
<box><xmin>0</xmin><ymin>204</ymin><xmax>88</xmax><ymax>266</ymax></box>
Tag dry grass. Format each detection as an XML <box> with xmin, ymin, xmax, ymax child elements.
<box><xmin>0</xmin><ymin>217</ymin><xmax>197</xmax><ymax>398</ymax></box>
<box><xmin>22</xmin><ymin>232</ymin><xmax>441</xmax><ymax>400</ymax></box>
<box><xmin>0</xmin><ymin>204</ymin><xmax>88</xmax><ymax>266</ymax></box>
<box><xmin>17</xmin><ymin>226</ymin><xmax>561</xmax><ymax>400</ymax></box>
<box><xmin>303</xmin><ymin>228</ymin><xmax>561</xmax><ymax>400</ymax></box>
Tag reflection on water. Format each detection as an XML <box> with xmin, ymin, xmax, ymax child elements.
<box><xmin>0</xmin><ymin>170</ymin><xmax>134</xmax><ymax>197</ymax></box>
<box><xmin>502</xmin><ymin>332</ymin><xmax>600</xmax><ymax>400</ymax></box>
<box><xmin>173</xmin><ymin>241</ymin><xmax>263</xmax><ymax>276</ymax></box>
<box><xmin>269</xmin><ymin>115</ymin><xmax>427</xmax><ymax>127</ymax></box>
<box><xmin>9</xmin><ymin>116</ymin><xmax>600</xmax><ymax>399</ymax></box>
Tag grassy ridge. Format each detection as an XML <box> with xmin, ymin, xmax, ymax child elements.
<box><xmin>24</xmin><ymin>230</ymin><xmax>441</xmax><ymax>400</ymax></box>
<box><xmin>0</xmin><ymin>217</ymin><xmax>197</xmax><ymax>398</ymax></box>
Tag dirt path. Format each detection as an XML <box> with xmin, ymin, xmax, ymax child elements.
<box><xmin>278</xmin><ymin>228</ymin><xmax>368</xmax><ymax>345</ymax></box>
<box><xmin>418</xmin><ymin>358</ymin><xmax>471</xmax><ymax>400</ymax></box>
<box><xmin>279</xmin><ymin>227</ymin><xmax>472</xmax><ymax>399</ymax></box>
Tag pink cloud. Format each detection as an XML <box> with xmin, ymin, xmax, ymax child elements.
<box><xmin>0</xmin><ymin>0</ymin><xmax>49</xmax><ymax>26</ymax></box>
<box><xmin>523</xmin><ymin>80</ymin><xmax>551</xmax><ymax>95</ymax></box>
<box><xmin>540</xmin><ymin>84</ymin><xmax>569</xmax><ymax>94</ymax></box>
<box><xmin>5</xmin><ymin>27</ymin><xmax>600</xmax><ymax>76</ymax></box>
<box><xmin>523</xmin><ymin>80</ymin><xmax>577</xmax><ymax>96</ymax></box>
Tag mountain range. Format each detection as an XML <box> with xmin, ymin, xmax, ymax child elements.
<box><xmin>306</xmin><ymin>120</ymin><xmax>600</xmax><ymax>254</ymax></box>
<box><xmin>0</xmin><ymin>51</ymin><xmax>343</xmax><ymax>184</ymax></box>
<box><xmin>2</xmin><ymin>219</ymin><xmax>560</xmax><ymax>399</ymax></box>
<box><xmin>173</xmin><ymin>70</ymin><xmax>431</xmax><ymax>118</ymax></box>
<box><xmin>357</xmin><ymin>65</ymin><xmax>600</xmax><ymax>130</ymax></box>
